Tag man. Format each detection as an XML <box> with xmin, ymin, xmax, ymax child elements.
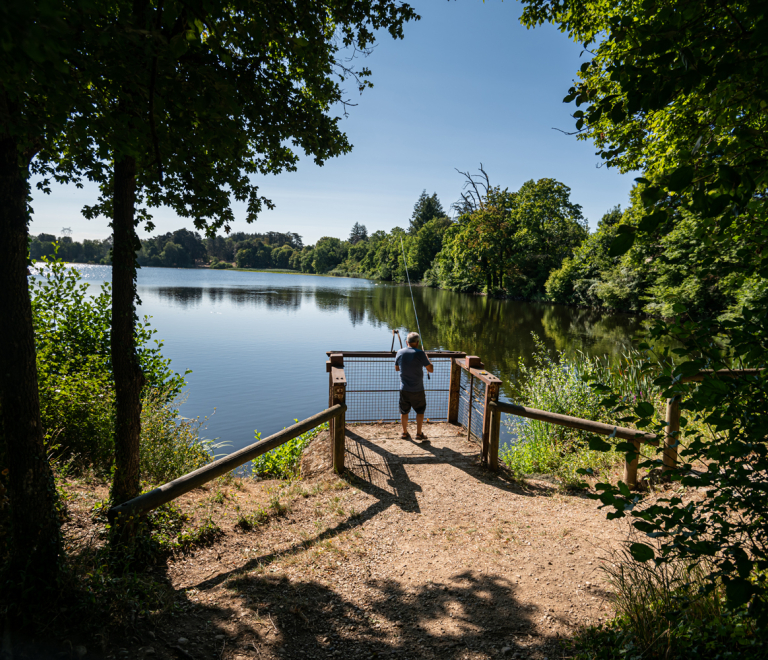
<box><xmin>395</xmin><ymin>332</ymin><xmax>434</xmax><ymax>441</ymax></box>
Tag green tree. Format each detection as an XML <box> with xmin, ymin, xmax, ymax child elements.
<box><xmin>313</xmin><ymin>237</ymin><xmax>347</xmax><ymax>273</ymax></box>
<box><xmin>545</xmin><ymin>206</ymin><xmax>623</xmax><ymax>305</ymax></box>
<box><xmin>408</xmin><ymin>216</ymin><xmax>451</xmax><ymax>278</ymax></box>
<box><xmin>521</xmin><ymin>0</ymin><xmax>768</xmax><ymax>616</ymax></box>
<box><xmin>43</xmin><ymin>0</ymin><xmax>417</xmax><ymax>507</ymax></box>
<box><xmin>274</xmin><ymin>245</ymin><xmax>295</xmax><ymax>269</ymax></box>
<box><xmin>437</xmin><ymin>186</ymin><xmax>517</xmax><ymax>292</ymax></box>
<box><xmin>506</xmin><ymin>178</ymin><xmax>587</xmax><ymax>297</ymax></box>
<box><xmin>349</xmin><ymin>222</ymin><xmax>368</xmax><ymax>244</ymax></box>
<box><xmin>300</xmin><ymin>247</ymin><xmax>316</xmax><ymax>273</ymax></box>
<box><xmin>435</xmin><ymin>178</ymin><xmax>585</xmax><ymax>296</ymax></box>
<box><xmin>0</xmin><ymin>0</ymin><xmax>100</xmax><ymax>590</ymax></box>
<box><xmin>289</xmin><ymin>248</ymin><xmax>304</xmax><ymax>271</ymax></box>
<box><xmin>409</xmin><ymin>190</ymin><xmax>445</xmax><ymax>233</ymax></box>
<box><xmin>236</xmin><ymin>240</ymin><xmax>273</xmax><ymax>269</ymax></box>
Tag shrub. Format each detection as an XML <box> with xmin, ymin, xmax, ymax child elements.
<box><xmin>250</xmin><ymin>423</ymin><xmax>328</xmax><ymax>479</ymax></box>
<box><xmin>139</xmin><ymin>388</ymin><xmax>217</xmax><ymax>485</ymax></box>
<box><xmin>586</xmin><ymin>311</ymin><xmax>768</xmax><ymax>621</ymax></box>
<box><xmin>25</xmin><ymin>253</ymin><xmax>207</xmax><ymax>483</ymax></box>
<box><xmin>501</xmin><ymin>337</ymin><xmax>658</xmax><ymax>488</ymax></box>
<box><xmin>31</xmin><ymin>254</ymin><xmax>186</xmax><ymax>399</ymax></box>
<box><xmin>38</xmin><ymin>351</ymin><xmax>115</xmax><ymax>469</ymax></box>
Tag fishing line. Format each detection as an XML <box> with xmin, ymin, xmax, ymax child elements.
<box><xmin>399</xmin><ymin>234</ymin><xmax>429</xmax><ymax>380</ymax></box>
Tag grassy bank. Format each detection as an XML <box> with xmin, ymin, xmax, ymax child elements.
<box><xmin>500</xmin><ymin>337</ymin><xmax>661</xmax><ymax>489</ymax></box>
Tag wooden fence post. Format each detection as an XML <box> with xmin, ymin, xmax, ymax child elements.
<box><xmin>623</xmin><ymin>439</ymin><xmax>640</xmax><ymax>489</ymax></box>
<box><xmin>663</xmin><ymin>396</ymin><xmax>681</xmax><ymax>474</ymax></box>
<box><xmin>482</xmin><ymin>377</ymin><xmax>502</xmax><ymax>469</ymax></box>
<box><xmin>448</xmin><ymin>358</ymin><xmax>462</xmax><ymax>424</ymax></box>
<box><xmin>488</xmin><ymin>402</ymin><xmax>502</xmax><ymax>472</ymax></box>
<box><xmin>466</xmin><ymin>373</ymin><xmax>475</xmax><ymax>443</ymax></box>
<box><xmin>329</xmin><ymin>354</ymin><xmax>346</xmax><ymax>474</ymax></box>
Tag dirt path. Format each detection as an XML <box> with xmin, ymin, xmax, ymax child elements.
<box><xmin>61</xmin><ymin>423</ymin><xmax>632</xmax><ymax>660</ymax></box>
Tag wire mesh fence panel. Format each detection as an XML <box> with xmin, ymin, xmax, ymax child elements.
<box><xmin>344</xmin><ymin>356</ymin><xmax>453</xmax><ymax>423</ymax></box>
<box><xmin>457</xmin><ymin>367</ymin><xmax>486</xmax><ymax>443</ymax></box>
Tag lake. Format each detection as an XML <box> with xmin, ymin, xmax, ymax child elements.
<box><xmin>58</xmin><ymin>265</ymin><xmax>644</xmax><ymax>452</ymax></box>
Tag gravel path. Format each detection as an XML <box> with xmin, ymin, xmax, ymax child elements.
<box><xmin>45</xmin><ymin>422</ymin><xmax>636</xmax><ymax>660</ymax></box>
<box><xmin>137</xmin><ymin>423</ymin><xmax>630</xmax><ymax>660</ymax></box>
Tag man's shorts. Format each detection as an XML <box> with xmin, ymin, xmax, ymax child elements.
<box><xmin>399</xmin><ymin>390</ymin><xmax>427</xmax><ymax>415</ymax></box>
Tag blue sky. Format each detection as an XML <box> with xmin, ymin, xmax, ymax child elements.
<box><xmin>29</xmin><ymin>0</ymin><xmax>636</xmax><ymax>244</ymax></box>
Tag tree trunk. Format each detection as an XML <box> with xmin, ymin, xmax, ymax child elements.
<box><xmin>110</xmin><ymin>155</ymin><xmax>146</xmax><ymax>506</ymax></box>
<box><xmin>0</xmin><ymin>133</ymin><xmax>61</xmax><ymax>583</ymax></box>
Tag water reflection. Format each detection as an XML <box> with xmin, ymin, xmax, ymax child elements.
<box><xmin>150</xmin><ymin>286</ymin><xmax>310</xmax><ymax>310</ymax></box>
<box><xmin>143</xmin><ymin>280</ymin><xmax>642</xmax><ymax>390</ymax></box>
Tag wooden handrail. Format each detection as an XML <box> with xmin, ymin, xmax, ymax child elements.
<box><xmin>325</xmin><ymin>351</ymin><xmax>466</xmax><ymax>358</ymax></box>
<box><xmin>108</xmin><ymin>404</ymin><xmax>346</xmax><ymax>521</ymax></box>
<box><xmin>490</xmin><ymin>400</ymin><xmax>658</xmax><ymax>445</ymax></box>
<box><xmin>491</xmin><ymin>400</ymin><xmax>657</xmax><ymax>489</ymax></box>
<box><xmin>454</xmin><ymin>357</ymin><xmax>502</xmax><ymax>388</ymax></box>
<box><xmin>681</xmin><ymin>368</ymin><xmax>763</xmax><ymax>383</ymax></box>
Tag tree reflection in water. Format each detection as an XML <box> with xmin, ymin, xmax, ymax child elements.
<box><xmin>152</xmin><ymin>279</ymin><xmax>643</xmax><ymax>401</ymax></box>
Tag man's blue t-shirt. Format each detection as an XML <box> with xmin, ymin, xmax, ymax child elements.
<box><xmin>395</xmin><ymin>347</ymin><xmax>431</xmax><ymax>392</ymax></box>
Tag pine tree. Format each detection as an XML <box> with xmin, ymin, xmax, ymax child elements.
<box><xmin>349</xmin><ymin>222</ymin><xmax>368</xmax><ymax>244</ymax></box>
<box><xmin>410</xmin><ymin>190</ymin><xmax>445</xmax><ymax>233</ymax></box>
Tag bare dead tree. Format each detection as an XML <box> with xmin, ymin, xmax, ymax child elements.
<box><xmin>451</xmin><ymin>164</ymin><xmax>491</xmax><ymax>216</ymax></box>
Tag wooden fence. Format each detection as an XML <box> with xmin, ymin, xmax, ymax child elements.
<box><xmin>327</xmin><ymin>352</ymin><xmax>671</xmax><ymax>487</ymax></box>
<box><xmin>108</xmin><ymin>404</ymin><xmax>346</xmax><ymax>522</ymax></box>
<box><xmin>109</xmin><ymin>354</ymin><xmax>762</xmax><ymax>522</ymax></box>
<box><xmin>485</xmin><ymin>366</ymin><xmax>760</xmax><ymax>489</ymax></box>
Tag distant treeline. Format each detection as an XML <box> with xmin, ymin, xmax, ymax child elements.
<box><xmin>29</xmin><ymin>229</ymin><xmax>304</xmax><ymax>270</ymax></box>
<box><xmin>30</xmin><ymin>233</ymin><xmax>113</xmax><ymax>264</ymax></box>
<box><xmin>35</xmin><ymin>172</ymin><xmax>763</xmax><ymax>320</ymax></box>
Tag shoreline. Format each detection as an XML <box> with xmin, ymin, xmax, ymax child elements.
<box><xmin>49</xmin><ymin>261</ymin><xmax>647</xmax><ymax>317</ymax></box>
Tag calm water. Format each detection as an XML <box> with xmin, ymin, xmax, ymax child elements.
<box><xmin>59</xmin><ymin>266</ymin><xmax>644</xmax><ymax>451</ymax></box>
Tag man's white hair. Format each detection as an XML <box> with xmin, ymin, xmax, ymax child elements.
<box><xmin>407</xmin><ymin>332</ymin><xmax>420</xmax><ymax>346</ymax></box>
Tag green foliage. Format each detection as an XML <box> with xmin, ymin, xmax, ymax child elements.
<box><xmin>545</xmin><ymin>206</ymin><xmax>622</xmax><ymax>305</ymax></box>
<box><xmin>29</xmin><ymin>255</ymin><xmax>208</xmax><ymax>481</ymax></box>
<box><xmin>436</xmin><ymin>178</ymin><xmax>586</xmax><ymax>296</ymax></box>
<box><xmin>137</xmin><ymin>228</ymin><xmax>206</xmax><ymax>268</ymax></box>
<box><xmin>501</xmin><ymin>337</ymin><xmax>635</xmax><ymax>487</ymax></box>
<box><xmin>409</xmin><ymin>190</ymin><xmax>445</xmax><ymax>233</ymax></box>
<box><xmin>38</xmin><ymin>352</ymin><xmax>115</xmax><ymax>468</ymax></box>
<box><xmin>312</xmin><ymin>237</ymin><xmax>347</xmax><ymax>274</ymax></box>
<box><xmin>30</xmin><ymin>234</ymin><xmax>112</xmax><ymax>264</ymax></box>
<box><xmin>577</xmin><ymin>609</ymin><xmax>766</xmax><ymax>660</ymax></box>
<box><xmin>574</xmin><ymin>549</ymin><xmax>766</xmax><ymax>659</ymax></box>
<box><xmin>584</xmin><ymin>316</ymin><xmax>768</xmax><ymax>617</ymax></box>
<box><xmin>520</xmin><ymin>0</ymin><xmax>768</xmax><ymax>266</ymax></box>
<box><xmin>236</xmin><ymin>239</ymin><xmax>275</xmax><ymax>269</ymax></box>
<box><xmin>250</xmin><ymin>423</ymin><xmax>328</xmax><ymax>480</ymax></box>
<box><xmin>209</xmin><ymin>259</ymin><xmax>231</xmax><ymax>270</ymax></box>
<box><xmin>138</xmin><ymin>388</ymin><xmax>217</xmax><ymax>485</ymax></box>
<box><xmin>520</xmin><ymin>0</ymin><xmax>768</xmax><ymax>626</ymax></box>
<box><xmin>116</xmin><ymin>504</ymin><xmax>223</xmax><ymax>557</ymax></box>
<box><xmin>33</xmin><ymin>230</ymin><xmax>307</xmax><ymax>271</ymax></box>
<box><xmin>31</xmin><ymin>254</ymin><xmax>186</xmax><ymax>396</ymax></box>
<box><xmin>545</xmin><ymin>186</ymin><xmax>768</xmax><ymax>318</ymax></box>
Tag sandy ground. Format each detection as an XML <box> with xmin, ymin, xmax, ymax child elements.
<box><xmin>54</xmin><ymin>422</ymin><xmax>634</xmax><ymax>660</ymax></box>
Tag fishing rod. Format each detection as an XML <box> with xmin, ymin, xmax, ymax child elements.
<box><xmin>399</xmin><ymin>234</ymin><xmax>429</xmax><ymax>380</ymax></box>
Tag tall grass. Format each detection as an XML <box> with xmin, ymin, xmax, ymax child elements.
<box><xmin>576</xmin><ymin>546</ymin><xmax>765</xmax><ymax>659</ymax></box>
<box><xmin>139</xmin><ymin>387</ymin><xmax>220</xmax><ymax>485</ymax></box>
<box><xmin>501</xmin><ymin>336</ymin><xmax>661</xmax><ymax>488</ymax></box>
